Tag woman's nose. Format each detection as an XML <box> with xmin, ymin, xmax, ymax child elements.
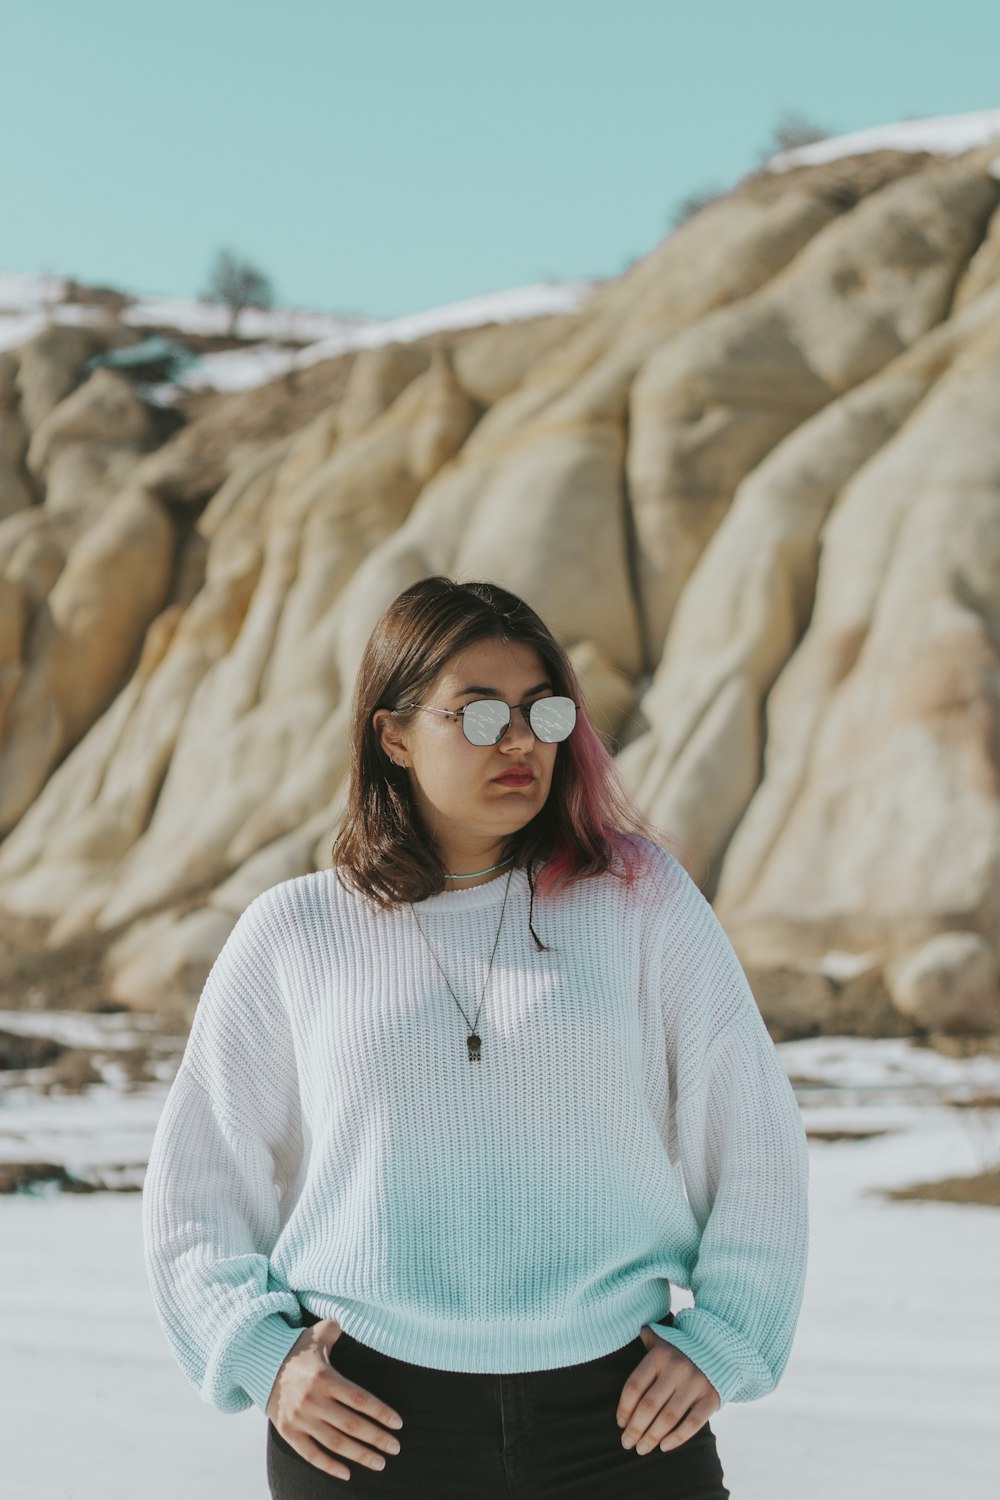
<box><xmin>500</xmin><ymin>705</ymin><xmax>536</xmax><ymax>746</ymax></box>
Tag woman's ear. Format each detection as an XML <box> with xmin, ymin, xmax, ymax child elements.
<box><xmin>372</xmin><ymin>710</ymin><xmax>406</xmax><ymax>768</ymax></box>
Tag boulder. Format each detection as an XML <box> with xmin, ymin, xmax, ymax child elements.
<box><xmin>25</xmin><ymin>367</ymin><xmax>157</xmax><ymax>479</ymax></box>
<box><xmin>885</xmin><ymin>931</ymin><xmax>1000</xmax><ymax>1033</ymax></box>
<box><xmin>13</xmin><ymin>326</ymin><xmax>106</xmax><ymax>435</ymax></box>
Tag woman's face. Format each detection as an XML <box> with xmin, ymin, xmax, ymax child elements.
<box><xmin>373</xmin><ymin>637</ymin><xmax>563</xmax><ymax>862</ymax></box>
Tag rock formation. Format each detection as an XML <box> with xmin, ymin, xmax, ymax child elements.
<box><xmin>1</xmin><ymin>142</ymin><xmax>999</xmax><ymax>1039</ymax></box>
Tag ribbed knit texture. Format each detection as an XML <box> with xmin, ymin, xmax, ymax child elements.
<box><xmin>141</xmin><ymin>836</ymin><xmax>809</xmax><ymax>1417</ymax></box>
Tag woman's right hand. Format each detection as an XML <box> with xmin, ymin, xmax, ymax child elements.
<box><xmin>266</xmin><ymin>1318</ymin><xmax>404</xmax><ymax>1482</ymax></box>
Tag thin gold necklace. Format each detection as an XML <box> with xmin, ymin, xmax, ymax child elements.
<box><xmin>408</xmin><ymin>865</ymin><xmax>515</xmax><ymax>1063</ymax></box>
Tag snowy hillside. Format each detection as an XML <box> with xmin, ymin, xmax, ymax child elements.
<box><xmin>0</xmin><ymin>269</ymin><xmax>601</xmax><ymax>399</ymax></box>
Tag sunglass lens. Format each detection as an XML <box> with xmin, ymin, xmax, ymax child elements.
<box><xmin>529</xmin><ymin>696</ymin><xmax>577</xmax><ymax>742</ymax></box>
<box><xmin>462</xmin><ymin>699</ymin><xmax>510</xmax><ymax>745</ymax></box>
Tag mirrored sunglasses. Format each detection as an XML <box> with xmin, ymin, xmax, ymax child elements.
<box><xmin>394</xmin><ymin>695</ymin><xmax>580</xmax><ymax>746</ymax></box>
<box><xmin>460</xmin><ymin>695</ymin><xmax>578</xmax><ymax>746</ymax></box>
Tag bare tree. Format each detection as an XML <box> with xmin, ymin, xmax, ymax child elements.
<box><xmin>201</xmin><ymin>247</ymin><xmax>275</xmax><ymax>336</ymax></box>
<box><xmin>759</xmin><ymin>110</ymin><xmax>832</xmax><ymax>163</ymax></box>
<box><xmin>667</xmin><ymin>108</ymin><xmax>835</xmax><ymax>237</ymax></box>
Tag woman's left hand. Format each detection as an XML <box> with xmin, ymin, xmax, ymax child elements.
<box><xmin>616</xmin><ymin>1324</ymin><xmax>720</xmax><ymax>1454</ymax></box>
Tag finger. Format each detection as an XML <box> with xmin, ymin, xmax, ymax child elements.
<box><xmin>620</xmin><ymin>1378</ymin><xmax>680</xmax><ymax>1449</ymax></box>
<box><xmin>290</xmin><ymin>1433</ymin><xmax>351</xmax><ymax>1482</ymax></box>
<box><xmin>657</xmin><ymin>1403</ymin><xmax>713</xmax><ymax>1452</ymax></box>
<box><xmin>313</xmin><ymin>1415</ymin><xmax>392</xmax><ymax>1474</ymax></box>
<box><xmin>640</xmin><ymin>1395</ymin><xmax>715</xmax><ymax>1454</ymax></box>
<box><xmin>328</xmin><ymin>1372</ymin><xmax>404</xmax><ymax>1437</ymax></box>
<box><xmin>616</xmin><ymin>1364</ymin><xmax>657</xmax><ymax>1429</ymax></box>
<box><xmin>319</xmin><ymin>1397</ymin><xmax>403</xmax><ymax>1469</ymax></box>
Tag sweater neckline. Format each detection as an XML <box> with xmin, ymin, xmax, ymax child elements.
<box><xmin>410</xmin><ymin>864</ymin><xmax>528</xmax><ymax>913</ymax></box>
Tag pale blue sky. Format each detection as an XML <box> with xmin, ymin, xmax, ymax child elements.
<box><xmin>4</xmin><ymin>0</ymin><xmax>999</xmax><ymax>319</ymax></box>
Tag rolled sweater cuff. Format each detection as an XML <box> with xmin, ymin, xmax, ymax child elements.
<box><xmin>226</xmin><ymin>1313</ymin><xmax>310</xmax><ymax>1415</ymax></box>
<box><xmin>646</xmin><ymin>1306</ymin><xmax>777</xmax><ymax>1407</ymax></box>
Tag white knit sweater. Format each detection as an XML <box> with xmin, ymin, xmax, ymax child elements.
<box><xmin>141</xmin><ymin>836</ymin><xmax>809</xmax><ymax>1417</ymax></box>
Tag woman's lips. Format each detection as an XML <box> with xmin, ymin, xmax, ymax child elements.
<box><xmin>493</xmin><ymin>771</ymin><xmax>534</xmax><ymax>784</ymax></box>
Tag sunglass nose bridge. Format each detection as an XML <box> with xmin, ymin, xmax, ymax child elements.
<box><xmin>490</xmin><ymin>702</ymin><xmax>535</xmax><ymax>743</ymax></box>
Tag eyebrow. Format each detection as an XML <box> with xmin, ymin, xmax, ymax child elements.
<box><xmin>453</xmin><ymin>680</ymin><xmax>552</xmax><ymax>699</ymax></box>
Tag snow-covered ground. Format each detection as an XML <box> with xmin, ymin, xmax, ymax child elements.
<box><xmin>764</xmin><ymin>106</ymin><xmax>1000</xmax><ymax>172</ymax></box>
<box><xmin>1</xmin><ymin>1031</ymin><xmax>998</xmax><ymax>1499</ymax></box>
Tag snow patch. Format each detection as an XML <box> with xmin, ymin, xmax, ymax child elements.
<box><xmin>799</xmin><ymin>950</ymin><xmax>882</xmax><ymax>982</ymax></box>
<box><xmin>167</xmin><ymin>279</ymin><xmax>600</xmax><ymax>394</ymax></box>
<box><xmin>0</xmin><ymin>269</ymin><xmax>600</xmax><ymax>395</ymax></box>
<box><xmin>764</xmin><ymin>108</ymin><xmax>1000</xmax><ymax>173</ymax></box>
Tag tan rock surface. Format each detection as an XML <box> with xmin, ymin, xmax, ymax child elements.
<box><xmin>451</xmin><ymin>313</ymin><xmax>584</xmax><ymax>406</ymax></box>
<box><xmin>954</xmin><ymin>199</ymin><xmax>1000</xmax><ymax>309</ymax></box>
<box><xmin>885</xmin><ymin>932</ymin><xmax>1000</xmax><ymax>1034</ymax></box>
<box><xmin>25</xmin><ymin>367</ymin><xmax>157</xmax><ymax>480</ymax></box>
<box><xmin>0</xmin><ymin>353</ymin><xmax>34</xmax><ymax>519</ymax></box>
<box><xmin>626</xmin><ymin>154</ymin><xmax>1000</xmax><ymax>656</ymax></box>
<box><xmin>1</xmin><ymin>146</ymin><xmax>999</xmax><ymax>1033</ymax></box>
<box><xmin>0</xmin><ymin>346</ymin><xmax>480</xmax><ymax>932</ymax></box>
<box><xmin>714</xmin><ymin>294</ymin><xmax>1000</xmax><ymax>967</ymax></box>
<box><xmin>13</xmin><ymin>326</ymin><xmax>108</xmax><ymax>435</ymax></box>
<box><xmin>619</xmin><ymin>279</ymin><xmax>1000</xmax><ymax>894</ymax></box>
<box><xmin>0</xmin><ymin>482</ymin><xmax>175</xmax><ymax>836</ymax></box>
<box><xmin>335</xmin><ymin>341</ymin><xmax>431</xmax><ymax>440</ymax></box>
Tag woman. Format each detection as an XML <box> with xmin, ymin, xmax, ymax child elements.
<box><xmin>142</xmin><ymin>576</ymin><xmax>810</xmax><ymax>1498</ymax></box>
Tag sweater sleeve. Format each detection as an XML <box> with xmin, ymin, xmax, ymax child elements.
<box><xmin>643</xmin><ymin>855</ymin><xmax>810</xmax><ymax>1407</ymax></box>
<box><xmin>141</xmin><ymin>891</ymin><xmax>309</xmax><ymax>1416</ymax></box>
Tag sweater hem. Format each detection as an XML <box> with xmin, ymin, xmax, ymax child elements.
<box><xmin>297</xmin><ymin>1293</ymin><xmax>677</xmax><ymax>1374</ymax></box>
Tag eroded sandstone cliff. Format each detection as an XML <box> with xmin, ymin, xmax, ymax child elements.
<box><xmin>2</xmin><ymin>144</ymin><xmax>999</xmax><ymax>1039</ymax></box>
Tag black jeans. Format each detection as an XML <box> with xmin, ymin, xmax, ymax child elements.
<box><xmin>266</xmin><ymin>1308</ymin><xmax>730</xmax><ymax>1499</ymax></box>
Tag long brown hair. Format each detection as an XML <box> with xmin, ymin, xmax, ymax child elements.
<box><xmin>330</xmin><ymin>576</ymin><xmax>681</xmax><ymax>947</ymax></box>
